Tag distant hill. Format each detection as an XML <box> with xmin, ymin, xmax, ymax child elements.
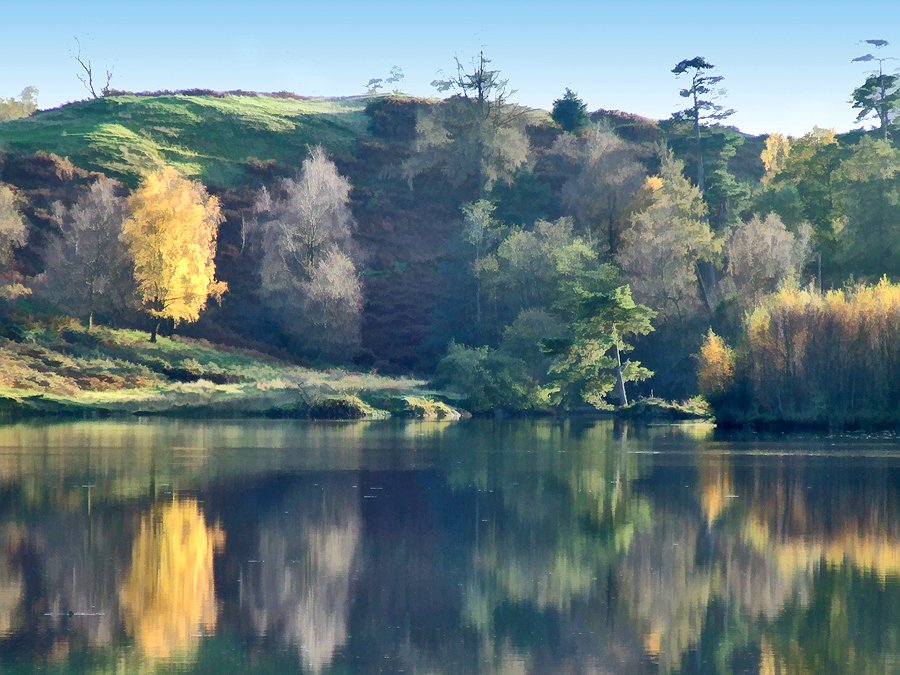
<box><xmin>0</xmin><ymin>92</ymin><xmax>372</xmax><ymax>187</ymax></box>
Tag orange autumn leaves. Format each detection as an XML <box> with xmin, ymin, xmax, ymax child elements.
<box><xmin>697</xmin><ymin>278</ymin><xmax>900</xmax><ymax>422</ymax></box>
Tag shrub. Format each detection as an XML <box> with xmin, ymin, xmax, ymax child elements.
<box><xmin>433</xmin><ymin>342</ymin><xmax>542</xmax><ymax>414</ymax></box>
<box><xmin>696</xmin><ymin>330</ymin><xmax>735</xmax><ymax>399</ymax></box>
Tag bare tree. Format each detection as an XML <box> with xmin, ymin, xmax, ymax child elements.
<box><xmin>254</xmin><ymin>146</ymin><xmax>353</xmax><ymax>279</ymax></box>
<box><xmin>250</xmin><ymin>147</ymin><xmax>362</xmax><ymax>356</ymax></box>
<box><xmin>724</xmin><ymin>214</ymin><xmax>811</xmax><ymax>310</ymax></box>
<box><xmin>303</xmin><ymin>249</ymin><xmax>363</xmax><ymax>353</ymax></box>
<box><xmin>36</xmin><ymin>176</ymin><xmax>133</xmax><ymax>328</ymax></box>
<box><xmin>73</xmin><ymin>37</ymin><xmax>113</xmax><ymax>99</ymax></box>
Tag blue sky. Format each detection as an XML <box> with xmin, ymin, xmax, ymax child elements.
<box><xmin>2</xmin><ymin>0</ymin><xmax>898</xmax><ymax>135</ymax></box>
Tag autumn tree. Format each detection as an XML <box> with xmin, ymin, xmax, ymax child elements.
<box><xmin>760</xmin><ymin>133</ymin><xmax>791</xmax><ymax>184</ymax></box>
<box><xmin>671</xmin><ymin>57</ymin><xmax>735</xmax><ymax>192</ymax></box>
<box><xmin>618</xmin><ymin>152</ymin><xmax>719</xmax><ymax>322</ymax></box>
<box><xmin>122</xmin><ymin>166</ymin><xmax>226</xmax><ymax>342</ymax></box>
<box><xmin>0</xmin><ymin>185</ymin><xmax>29</xmax><ymax>298</ymax></box>
<box><xmin>404</xmin><ymin>51</ymin><xmax>529</xmax><ymax>196</ymax></box>
<box><xmin>724</xmin><ymin>213</ymin><xmax>811</xmax><ymax>311</ymax></box>
<box><xmin>551</xmin><ymin>88</ymin><xmax>589</xmax><ymax>132</ymax></box>
<box><xmin>38</xmin><ymin>176</ymin><xmax>132</xmax><ymax>329</ymax></box>
<box><xmin>251</xmin><ymin>147</ymin><xmax>361</xmax><ymax>356</ymax></box>
<box><xmin>851</xmin><ymin>39</ymin><xmax>898</xmax><ymax>139</ymax></box>
<box><xmin>558</xmin><ymin>125</ymin><xmax>646</xmax><ymax>255</ymax></box>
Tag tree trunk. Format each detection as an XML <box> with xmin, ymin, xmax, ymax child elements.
<box><xmin>149</xmin><ymin>320</ymin><xmax>160</xmax><ymax>343</ymax></box>
<box><xmin>695</xmin><ymin>114</ymin><xmax>705</xmax><ymax>193</ymax></box>
<box><xmin>614</xmin><ymin>342</ymin><xmax>628</xmax><ymax>407</ymax></box>
<box><xmin>694</xmin><ymin>262</ymin><xmax>714</xmax><ymax>319</ymax></box>
<box><xmin>86</xmin><ymin>280</ymin><xmax>94</xmax><ymax>331</ymax></box>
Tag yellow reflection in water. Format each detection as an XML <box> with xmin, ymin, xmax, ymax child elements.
<box><xmin>699</xmin><ymin>454</ymin><xmax>734</xmax><ymax>525</ymax></box>
<box><xmin>120</xmin><ymin>498</ymin><xmax>224</xmax><ymax>660</ymax></box>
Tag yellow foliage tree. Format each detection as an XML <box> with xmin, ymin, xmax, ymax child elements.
<box><xmin>760</xmin><ymin>133</ymin><xmax>791</xmax><ymax>183</ymax></box>
<box><xmin>122</xmin><ymin>167</ymin><xmax>227</xmax><ymax>341</ymax></box>
<box><xmin>697</xmin><ymin>330</ymin><xmax>735</xmax><ymax>398</ymax></box>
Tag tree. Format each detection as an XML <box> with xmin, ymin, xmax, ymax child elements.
<box><xmin>551</xmin><ymin>88</ymin><xmax>589</xmax><ymax>132</ymax></box>
<box><xmin>831</xmin><ymin>136</ymin><xmax>900</xmax><ymax>277</ymax></box>
<box><xmin>39</xmin><ymin>176</ymin><xmax>132</xmax><ymax>329</ymax></box>
<box><xmin>544</xmin><ymin>266</ymin><xmax>655</xmax><ymax>408</ymax></box>
<box><xmin>851</xmin><ymin>39</ymin><xmax>898</xmax><ymax>139</ymax></box>
<box><xmin>0</xmin><ymin>86</ymin><xmax>38</xmax><ymax>121</ymax></box>
<box><xmin>558</xmin><ymin>125</ymin><xmax>645</xmax><ymax>255</ymax></box>
<box><xmin>365</xmin><ymin>65</ymin><xmax>404</xmax><ymax>94</ymax></box>
<box><xmin>761</xmin><ymin>133</ymin><xmax>791</xmax><ymax>184</ymax></box>
<box><xmin>724</xmin><ymin>213</ymin><xmax>811</xmax><ymax>311</ymax></box>
<box><xmin>618</xmin><ymin>152</ymin><xmax>719</xmax><ymax>322</ymax></box>
<box><xmin>461</xmin><ymin>199</ymin><xmax>504</xmax><ymax>336</ymax></box>
<box><xmin>254</xmin><ymin>146</ymin><xmax>354</xmax><ymax>276</ymax></box>
<box><xmin>250</xmin><ymin>147</ymin><xmax>361</xmax><ymax>356</ymax></box>
<box><xmin>0</xmin><ymin>185</ymin><xmax>28</xmax><ymax>298</ymax></box>
<box><xmin>73</xmin><ymin>37</ymin><xmax>113</xmax><ymax>99</ymax></box>
<box><xmin>763</xmin><ymin>127</ymin><xmax>842</xmax><ymax>276</ymax></box>
<box><xmin>122</xmin><ymin>166</ymin><xmax>226</xmax><ymax>342</ymax></box>
<box><xmin>671</xmin><ymin>57</ymin><xmax>735</xmax><ymax>192</ymax></box>
<box><xmin>405</xmin><ymin>51</ymin><xmax>529</xmax><ymax>195</ymax></box>
<box><xmin>302</xmin><ymin>248</ymin><xmax>363</xmax><ymax>353</ymax></box>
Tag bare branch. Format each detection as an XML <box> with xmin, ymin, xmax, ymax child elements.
<box><xmin>73</xmin><ymin>36</ymin><xmax>113</xmax><ymax>99</ymax></box>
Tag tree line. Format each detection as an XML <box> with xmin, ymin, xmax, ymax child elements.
<box><xmin>0</xmin><ymin>44</ymin><xmax>897</xmax><ymax>419</ymax></box>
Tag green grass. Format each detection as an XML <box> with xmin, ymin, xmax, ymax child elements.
<box><xmin>617</xmin><ymin>396</ymin><xmax>714</xmax><ymax>421</ymax></box>
<box><xmin>0</xmin><ymin>93</ymin><xmax>373</xmax><ymax>186</ymax></box>
<box><xmin>0</xmin><ymin>317</ymin><xmax>435</xmax><ymax>418</ymax></box>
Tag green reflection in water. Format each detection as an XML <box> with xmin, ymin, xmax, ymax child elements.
<box><xmin>0</xmin><ymin>420</ymin><xmax>890</xmax><ymax>673</ymax></box>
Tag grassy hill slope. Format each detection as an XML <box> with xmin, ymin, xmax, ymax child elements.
<box><xmin>0</xmin><ymin>93</ymin><xmax>371</xmax><ymax>187</ymax></box>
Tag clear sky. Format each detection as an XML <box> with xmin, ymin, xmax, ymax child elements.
<box><xmin>2</xmin><ymin>0</ymin><xmax>898</xmax><ymax>136</ymax></box>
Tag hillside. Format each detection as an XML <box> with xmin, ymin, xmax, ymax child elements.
<box><xmin>0</xmin><ymin>90</ymin><xmax>769</xmax><ymax>386</ymax></box>
<box><xmin>0</xmin><ymin>92</ymin><xmax>371</xmax><ymax>187</ymax></box>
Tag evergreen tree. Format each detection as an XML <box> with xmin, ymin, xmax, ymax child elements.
<box><xmin>551</xmin><ymin>88</ymin><xmax>589</xmax><ymax>132</ymax></box>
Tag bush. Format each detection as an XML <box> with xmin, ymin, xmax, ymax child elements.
<box><xmin>701</xmin><ymin>278</ymin><xmax>900</xmax><ymax>426</ymax></box>
<box><xmin>433</xmin><ymin>342</ymin><xmax>543</xmax><ymax>414</ymax></box>
<box><xmin>696</xmin><ymin>330</ymin><xmax>735</xmax><ymax>400</ymax></box>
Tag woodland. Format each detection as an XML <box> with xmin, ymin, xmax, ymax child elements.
<box><xmin>0</xmin><ymin>49</ymin><xmax>897</xmax><ymax>426</ymax></box>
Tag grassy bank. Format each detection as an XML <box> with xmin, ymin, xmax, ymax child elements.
<box><xmin>0</xmin><ymin>316</ymin><xmax>455</xmax><ymax>419</ymax></box>
<box><xmin>0</xmin><ymin>92</ymin><xmax>372</xmax><ymax>187</ymax></box>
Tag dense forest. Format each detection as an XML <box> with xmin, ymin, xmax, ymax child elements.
<box><xmin>0</xmin><ymin>49</ymin><xmax>897</xmax><ymax>425</ymax></box>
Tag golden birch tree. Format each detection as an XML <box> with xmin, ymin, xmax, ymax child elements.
<box><xmin>122</xmin><ymin>167</ymin><xmax>226</xmax><ymax>341</ymax></box>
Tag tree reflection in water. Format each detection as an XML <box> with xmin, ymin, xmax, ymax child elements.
<box><xmin>0</xmin><ymin>421</ymin><xmax>891</xmax><ymax>673</ymax></box>
<box><xmin>120</xmin><ymin>498</ymin><xmax>223</xmax><ymax>660</ymax></box>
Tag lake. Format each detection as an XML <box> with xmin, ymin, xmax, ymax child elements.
<box><xmin>0</xmin><ymin>419</ymin><xmax>896</xmax><ymax>673</ymax></box>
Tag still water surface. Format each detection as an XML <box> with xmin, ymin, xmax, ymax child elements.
<box><xmin>0</xmin><ymin>419</ymin><xmax>896</xmax><ymax>673</ymax></box>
